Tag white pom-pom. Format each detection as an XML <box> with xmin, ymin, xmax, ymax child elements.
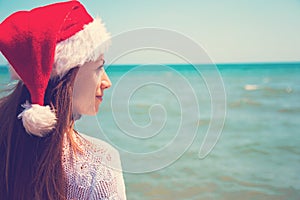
<box><xmin>18</xmin><ymin>101</ymin><xmax>57</xmax><ymax>137</ymax></box>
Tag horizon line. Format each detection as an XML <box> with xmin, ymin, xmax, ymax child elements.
<box><xmin>0</xmin><ymin>61</ymin><xmax>299</xmax><ymax>68</ymax></box>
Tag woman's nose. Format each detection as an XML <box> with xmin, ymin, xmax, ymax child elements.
<box><xmin>100</xmin><ymin>71</ymin><xmax>112</xmax><ymax>89</ymax></box>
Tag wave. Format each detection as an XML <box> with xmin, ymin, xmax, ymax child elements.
<box><xmin>244</xmin><ymin>84</ymin><xmax>259</xmax><ymax>91</ymax></box>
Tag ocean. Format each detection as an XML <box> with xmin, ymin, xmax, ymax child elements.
<box><xmin>0</xmin><ymin>63</ymin><xmax>299</xmax><ymax>199</ymax></box>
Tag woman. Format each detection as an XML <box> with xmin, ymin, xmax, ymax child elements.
<box><xmin>0</xmin><ymin>1</ymin><xmax>126</xmax><ymax>199</ymax></box>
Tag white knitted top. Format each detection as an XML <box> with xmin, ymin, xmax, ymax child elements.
<box><xmin>62</xmin><ymin>133</ymin><xmax>126</xmax><ymax>200</ymax></box>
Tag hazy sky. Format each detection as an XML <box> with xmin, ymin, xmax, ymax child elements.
<box><xmin>0</xmin><ymin>0</ymin><xmax>299</xmax><ymax>64</ymax></box>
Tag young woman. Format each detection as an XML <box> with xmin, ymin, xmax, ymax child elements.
<box><xmin>0</xmin><ymin>1</ymin><xmax>126</xmax><ymax>199</ymax></box>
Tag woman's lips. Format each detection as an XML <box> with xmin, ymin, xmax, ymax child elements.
<box><xmin>96</xmin><ymin>95</ymin><xmax>103</xmax><ymax>101</ymax></box>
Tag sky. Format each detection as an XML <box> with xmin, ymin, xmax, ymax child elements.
<box><xmin>0</xmin><ymin>0</ymin><xmax>300</xmax><ymax>64</ymax></box>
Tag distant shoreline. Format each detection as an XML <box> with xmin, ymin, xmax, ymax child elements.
<box><xmin>0</xmin><ymin>62</ymin><xmax>299</xmax><ymax>71</ymax></box>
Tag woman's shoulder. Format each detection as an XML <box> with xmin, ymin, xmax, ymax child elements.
<box><xmin>64</xmin><ymin>133</ymin><xmax>126</xmax><ymax>199</ymax></box>
<box><xmin>76</xmin><ymin>133</ymin><xmax>121</xmax><ymax>169</ymax></box>
<box><xmin>80</xmin><ymin>133</ymin><xmax>119</xmax><ymax>154</ymax></box>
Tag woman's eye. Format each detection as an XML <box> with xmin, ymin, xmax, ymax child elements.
<box><xmin>97</xmin><ymin>65</ymin><xmax>103</xmax><ymax>71</ymax></box>
<box><xmin>96</xmin><ymin>60</ymin><xmax>105</xmax><ymax>71</ymax></box>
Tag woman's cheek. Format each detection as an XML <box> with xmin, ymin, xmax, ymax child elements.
<box><xmin>72</xmin><ymin>70</ymin><xmax>99</xmax><ymax>115</ymax></box>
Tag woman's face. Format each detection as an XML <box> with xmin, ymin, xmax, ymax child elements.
<box><xmin>72</xmin><ymin>54</ymin><xmax>111</xmax><ymax>116</ymax></box>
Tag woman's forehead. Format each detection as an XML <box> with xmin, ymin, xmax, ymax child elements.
<box><xmin>81</xmin><ymin>54</ymin><xmax>104</xmax><ymax>69</ymax></box>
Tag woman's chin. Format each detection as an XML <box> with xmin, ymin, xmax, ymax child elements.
<box><xmin>73</xmin><ymin>106</ymin><xmax>99</xmax><ymax>116</ymax></box>
<box><xmin>94</xmin><ymin>98</ymin><xmax>102</xmax><ymax>113</ymax></box>
<box><xmin>94</xmin><ymin>103</ymin><xmax>101</xmax><ymax>113</ymax></box>
<box><xmin>94</xmin><ymin>107</ymin><xmax>99</xmax><ymax>113</ymax></box>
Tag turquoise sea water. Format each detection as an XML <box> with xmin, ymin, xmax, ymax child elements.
<box><xmin>0</xmin><ymin>63</ymin><xmax>299</xmax><ymax>199</ymax></box>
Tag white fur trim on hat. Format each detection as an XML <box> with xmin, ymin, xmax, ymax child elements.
<box><xmin>18</xmin><ymin>101</ymin><xmax>57</xmax><ymax>137</ymax></box>
<box><xmin>54</xmin><ymin>18</ymin><xmax>111</xmax><ymax>77</ymax></box>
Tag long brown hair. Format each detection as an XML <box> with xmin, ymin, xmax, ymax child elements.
<box><xmin>0</xmin><ymin>67</ymin><xmax>79</xmax><ymax>200</ymax></box>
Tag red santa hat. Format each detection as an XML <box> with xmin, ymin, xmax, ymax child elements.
<box><xmin>0</xmin><ymin>1</ymin><xmax>111</xmax><ymax>137</ymax></box>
